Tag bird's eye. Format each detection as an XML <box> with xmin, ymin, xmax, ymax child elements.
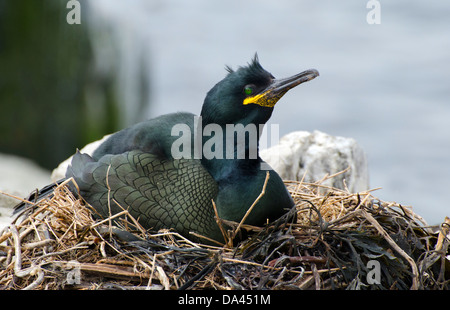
<box><xmin>244</xmin><ymin>85</ymin><xmax>254</xmax><ymax>96</ymax></box>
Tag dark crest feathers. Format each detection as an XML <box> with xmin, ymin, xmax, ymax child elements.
<box><xmin>225</xmin><ymin>53</ymin><xmax>261</xmax><ymax>74</ymax></box>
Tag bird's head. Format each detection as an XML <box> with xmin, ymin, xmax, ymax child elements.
<box><xmin>200</xmin><ymin>54</ymin><xmax>319</xmax><ymax>127</ymax></box>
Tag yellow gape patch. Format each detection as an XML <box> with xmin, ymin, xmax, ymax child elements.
<box><xmin>242</xmin><ymin>91</ymin><xmax>282</xmax><ymax>108</ymax></box>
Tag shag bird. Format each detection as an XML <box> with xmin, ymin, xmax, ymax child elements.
<box><xmin>19</xmin><ymin>55</ymin><xmax>319</xmax><ymax>244</ymax></box>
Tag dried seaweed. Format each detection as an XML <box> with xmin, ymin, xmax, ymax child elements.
<box><xmin>0</xmin><ymin>175</ymin><xmax>448</xmax><ymax>290</ymax></box>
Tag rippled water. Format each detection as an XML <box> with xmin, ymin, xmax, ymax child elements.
<box><xmin>87</xmin><ymin>0</ymin><xmax>450</xmax><ymax>224</ymax></box>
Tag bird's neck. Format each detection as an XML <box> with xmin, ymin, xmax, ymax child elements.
<box><xmin>198</xmin><ymin>121</ymin><xmax>264</xmax><ymax>182</ymax></box>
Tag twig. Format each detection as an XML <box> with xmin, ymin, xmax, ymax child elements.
<box><xmin>311</xmin><ymin>263</ymin><xmax>321</xmax><ymax>290</ymax></box>
<box><xmin>147</xmin><ymin>254</ymin><xmax>157</xmax><ymax>288</ymax></box>
<box><xmin>0</xmin><ymin>191</ymin><xmax>36</xmax><ymax>206</ymax></box>
<box><xmin>112</xmin><ymin>198</ymin><xmax>147</xmax><ymax>236</ymax></box>
<box><xmin>189</xmin><ymin>232</ymin><xmax>224</xmax><ymax>247</ymax></box>
<box><xmin>106</xmin><ymin>164</ymin><xmax>113</xmax><ymax>238</ymax></box>
<box><xmin>221</xmin><ymin>257</ymin><xmax>341</xmax><ymax>276</ymax></box>
<box><xmin>211</xmin><ymin>199</ymin><xmax>228</xmax><ymax>245</ymax></box>
<box><xmin>36</xmin><ymin>242</ymin><xmax>90</xmax><ymax>261</ymax></box>
<box><xmin>230</xmin><ymin>171</ymin><xmax>270</xmax><ymax>244</ymax></box>
<box><xmin>89</xmin><ymin>210</ymin><xmax>129</xmax><ymax>229</ymax></box>
<box><xmin>434</xmin><ymin>216</ymin><xmax>449</xmax><ymax>252</ymax></box>
<box><xmin>75</xmin><ymin>262</ymin><xmax>150</xmax><ymax>281</ymax></box>
<box><xmin>316</xmin><ymin>166</ymin><xmax>350</xmax><ymax>185</ymax></box>
<box><xmin>10</xmin><ymin>224</ymin><xmax>45</xmax><ymax>289</ymax></box>
<box><xmin>22</xmin><ymin>268</ymin><xmax>44</xmax><ymax>290</ymax></box>
<box><xmin>22</xmin><ymin>239</ymin><xmax>55</xmax><ymax>250</ymax></box>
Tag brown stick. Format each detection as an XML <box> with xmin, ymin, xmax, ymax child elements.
<box><xmin>74</xmin><ymin>262</ymin><xmax>150</xmax><ymax>281</ymax></box>
<box><xmin>211</xmin><ymin>199</ymin><xmax>228</xmax><ymax>246</ymax></box>
<box><xmin>231</xmin><ymin>171</ymin><xmax>270</xmax><ymax>244</ymax></box>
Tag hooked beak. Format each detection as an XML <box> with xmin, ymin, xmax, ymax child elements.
<box><xmin>243</xmin><ymin>69</ymin><xmax>319</xmax><ymax>108</ymax></box>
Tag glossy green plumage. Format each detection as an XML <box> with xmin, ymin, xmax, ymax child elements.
<box><xmin>68</xmin><ymin>149</ymin><xmax>221</xmax><ymax>242</ymax></box>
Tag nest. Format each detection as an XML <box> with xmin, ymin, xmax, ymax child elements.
<box><xmin>0</xmin><ymin>174</ymin><xmax>449</xmax><ymax>290</ymax></box>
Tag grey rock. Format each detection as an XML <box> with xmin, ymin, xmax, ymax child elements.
<box><xmin>260</xmin><ymin>130</ymin><xmax>369</xmax><ymax>192</ymax></box>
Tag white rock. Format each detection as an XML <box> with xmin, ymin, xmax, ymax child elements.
<box><xmin>260</xmin><ymin>130</ymin><xmax>369</xmax><ymax>192</ymax></box>
<box><xmin>0</xmin><ymin>153</ymin><xmax>52</xmax><ymax>228</ymax></box>
<box><xmin>0</xmin><ymin>153</ymin><xmax>51</xmax><ymax>205</ymax></box>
